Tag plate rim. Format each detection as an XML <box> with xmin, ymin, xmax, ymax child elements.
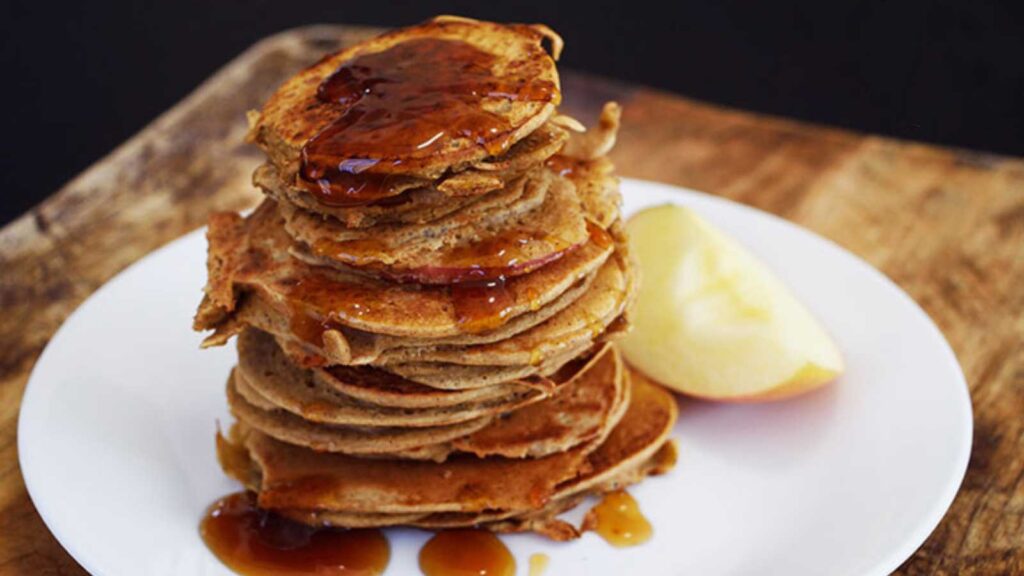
<box><xmin>17</xmin><ymin>177</ymin><xmax>973</xmax><ymax>576</ymax></box>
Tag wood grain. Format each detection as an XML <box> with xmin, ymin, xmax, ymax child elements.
<box><xmin>1</xmin><ymin>24</ymin><xmax>1021</xmax><ymax>575</ymax></box>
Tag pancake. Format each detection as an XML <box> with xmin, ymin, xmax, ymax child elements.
<box><xmin>194</xmin><ymin>200</ymin><xmax>613</xmax><ymax>339</ymax></box>
<box><xmin>370</xmin><ymin>248</ymin><xmax>633</xmax><ymax>367</ymax></box>
<box><xmin>434</xmin><ymin>122</ymin><xmax>568</xmax><ymax>196</ymax></box>
<box><xmin>277</xmin><ymin>442</ymin><xmax>676</xmax><ymax>539</ymax></box>
<box><xmin>283</xmin><ymin>171</ymin><xmax>588</xmax><ymax>285</ymax></box>
<box><xmin>222</xmin><ymin>361</ymin><xmax>677</xmax><ymax>524</ymax></box>
<box><xmin>251</xmin><ymin>16</ymin><xmax>561</xmax><ymax>200</ymax></box>
<box><xmin>566</xmin><ymin>156</ymin><xmax>623</xmax><ymax>230</ymax></box>
<box><xmin>202</xmin><ymin>253</ymin><xmax>600</xmax><ymax>367</ymax></box>
<box><xmin>227</xmin><ymin>374</ymin><xmax>491</xmax><ymax>460</ymax></box>
<box><xmin>232</xmin><ymin>342</ymin><xmax>625</xmax><ymax>464</ymax></box>
<box><xmin>382</xmin><ymin>344</ymin><xmax>589</xmax><ymax>389</ymax></box>
<box><xmin>236</xmin><ymin>329</ymin><xmax>544</xmax><ymax>427</ymax></box>
<box><xmin>257</xmin><ymin>121</ymin><xmax>569</xmax><ymax>229</ymax></box>
<box><xmin>315</xmin><ymin>364</ymin><xmax>538</xmax><ymax>409</ymax></box>
<box><xmin>200</xmin><ymin>15</ymin><xmax>668</xmax><ymax>545</ymax></box>
<box><xmin>370</xmin><ymin>344</ymin><xmax>625</xmax><ymax>461</ymax></box>
<box><xmin>240</xmin><ymin>429</ymin><xmax>591</xmax><ymax>514</ymax></box>
<box><xmin>277</xmin><ymin>167</ymin><xmax>546</xmax><ymax>258</ymax></box>
<box><xmin>450</xmin><ymin>345</ymin><xmax>629</xmax><ymax>458</ymax></box>
<box><xmin>312</xmin><ymin>343</ymin><xmax>610</xmax><ymax>410</ymax></box>
<box><xmin>255</xmin><ymin>162</ymin><xmax>495</xmax><ymax>229</ymax></box>
<box><xmin>560</xmin><ymin>101</ymin><xmax>621</xmax><ymax>161</ymax></box>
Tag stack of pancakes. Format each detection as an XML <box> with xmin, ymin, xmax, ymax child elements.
<box><xmin>194</xmin><ymin>16</ymin><xmax>677</xmax><ymax>540</ymax></box>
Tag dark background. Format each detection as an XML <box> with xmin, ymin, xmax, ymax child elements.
<box><xmin>3</xmin><ymin>0</ymin><xmax>1022</xmax><ymax>225</ymax></box>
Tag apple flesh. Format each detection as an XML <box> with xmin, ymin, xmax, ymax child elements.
<box><xmin>619</xmin><ymin>205</ymin><xmax>843</xmax><ymax>401</ymax></box>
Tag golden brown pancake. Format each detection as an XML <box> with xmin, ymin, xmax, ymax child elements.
<box><xmin>220</xmin><ymin>361</ymin><xmax>677</xmax><ymax>522</ymax></box>
<box><xmin>363</xmin><ymin>344</ymin><xmax>626</xmax><ymax>461</ymax></box>
<box><xmin>242</xmin><ymin>429</ymin><xmax>591</xmax><ymax>514</ymax></box>
<box><xmin>314</xmin><ymin>363</ymin><xmax>538</xmax><ymax>409</ymax></box>
<box><xmin>565</xmin><ymin>156</ymin><xmax>623</xmax><ymax>230</ymax></box>
<box><xmin>255</xmin><ymin>162</ymin><xmax>497</xmax><ymax>229</ymax></box>
<box><xmin>560</xmin><ymin>102</ymin><xmax>621</xmax><ymax>161</ymax></box>
<box><xmin>282</xmin><ymin>171</ymin><xmax>588</xmax><ymax>285</ymax></box>
<box><xmin>200</xmin><ymin>256</ymin><xmax>600</xmax><ymax>367</ymax></box>
<box><xmin>227</xmin><ymin>374</ymin><xmax>491</xmax><ymax>460</ymax></box>
<box><xmin>230</xmin><ymin>340</ymin><xmax>626</xmax><ymax>464</ymax></box>
<box><xmin>310</xmin><ymin>343</ymin><xmax>610</xmax><ymax>410</ymax></box>
<box><xmin>381</xmin><ymin>345</ymin><xmax>590</xmax><ymax>389</ymax></box>
<box><xmin>256</xmin><ymin>121</ymin><xmax>568</xmax><ymax>227</ymax></box>
<box><xmin>276</xmin><ymin>441</ymin><xmax>676</xmax><ymax>540</ymax></box>
<box><xmin>451</xmin><ymin>346</ymin><xmax>629</xmax><ymax>458</ymax></box>
<box><xmin>193</xmin><ymin>200</ymin><xmax>613</xmax><ymax>339</ymax></box>
<box><xmin>235</xmin><ymin>329</ymin><xmax>544</xmax><ymax>428</ymax></box>
<box><xmin>251</xmin><ymin>16</ymin><xmax>562</xmax><ymax>197</ymax></box>
<box><xmin>370</xmin><ymin>248</ymin><xmax>633</xmax><ymax>367</ymax></box>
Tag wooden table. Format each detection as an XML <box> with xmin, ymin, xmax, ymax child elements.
<box><xmin>1</xmin><ymin>25</ymin><xmax>1021</xmax><ymax>575</ymax></box>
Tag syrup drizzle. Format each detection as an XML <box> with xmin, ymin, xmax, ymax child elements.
<box><xmin>586</xmin><ymin>490</ymin><xmax>652</xmax><ymax>547</ymax></box>
<box><xmin>200</xmin><ymin>491</ymin><xmax>390</xmax><ymax>575</ymax></box>
<box><xmin>545</xmin><ymin>154</ymin><xmax>584</xmax><ymax>179</ymax></box>
<box><xmin>528</xmin><ymin>553</ymin><xmax>550</xmax><ymax>576</ymax></box>
<box><xmin>301</xmin><ymin>38</ymin><xmax>556</xmax><ymax>206</ymax></box>
<box><xmin>419</xmin><ymin>529</ymin><xmax>516</xmax><ymax>576</ymax></box>
<box><xmin>287</xmin><ymin>303</ymin><xmax>345</xmax><ymax>349</ymax></box>
<box><xmin>451</xmin><ymin>279</ymin><xmax>515</xmax><ymax>334</ymax></box>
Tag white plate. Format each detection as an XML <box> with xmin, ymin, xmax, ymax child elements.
<box><xmin>19</xmin><ymin>179</ymin><xmax>971</xmax><ymax>576</ymax></box>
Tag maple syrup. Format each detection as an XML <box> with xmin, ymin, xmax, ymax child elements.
<box><xmin>282</xmin><ymin>273</ymin><xmax>375</xmax><ymax>333</ymax></box>
<box><xmin>301</xmin><ymin>38</ymin><xmax>556</xmax><ymax>206</ymax></box>
<box><xmin>419</xmin><ymin>529</ymin><xmax>515</xmax><ymax>576</ymax></box>
<box><xmin>200</xmin><ymin>491</ymin><xmax>389</xmax><ymax>575</ymax></box>
<box><xmin>287</xmin><ymin>303</ymin><xmax>345</xmax><ymax>349</ymax></box>
<box><xmin>587</xmin><ymin>490</ymin><xmax>652</xmax><ymax>547</ymax></box>
<box><xmin>545</xmin><ymin>154</ymin><xmax>584</xmax><ymax>179</ymax></box>
<box><xmin>586</xmin><ymin>220</ymin><xmax>614</xmax><ymax>249</ymax></box>
<box><xmin>312</xmin><ymin>237</ymin><xmax>390</xmax><ymax>267</ymax></box>
<box><xmin>451</xmin><ymin>279</ymin><xmax>514</xmax><ymax>333</ymax></box>
<box><xmin>528</xmin><ymin>553</ymin><xmax>550</xmax><ymax>576</ymax></box>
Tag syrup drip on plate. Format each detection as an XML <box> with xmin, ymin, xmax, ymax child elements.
<box><xmin>528</xmin><ymin>553</ymin><xmax>550</xmax><ymax>576</ymax></box>
<box><xmin>301</xmin><ymin>38</ymin><xmax>556</xmax><ymax>206</ymax></box>
<box><xmin>200</xmin><ymin>491</ymin><xmax>389</xmax><ymax>575</ymax></box>
<box><xmin>586</xmin><ymin>490</ymin><xmax>652</xmax><ymax>547</ymax></box>
<box><xmin>419</xmin><ymin>529</ymin><xmax>515</xmax><ymax>576</ymax></box>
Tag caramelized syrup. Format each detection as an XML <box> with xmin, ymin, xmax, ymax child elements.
<box><xmin>451</xmin><ymin>279</ymin><xmax>514</xmax><ymax>333</ymax></box>
<box><xmin>528</xmin><ymin>553</ymin><xmax>550</xmax><ymax>576</ymax></box>
<box><xmin>586</xmin><ymin>220</ymin><xmax>614</xmax><ymax>249</ymax></box>
<box><xmin>287</xmin><ymin>303</ymin><xmax>346</xmax><ymax>348</ymax></box>
<box><xmin>419</xmin><ymin>529</ymin><xmax>515</xmax><ymax>576</ymax></box>
<box><xmin>312</xmin><ymin>237</ymin><xmax>390</xmax><ymax>267</ymax></box>
<box><xmin>587</xmin><ymin>490</ymin><xmax>652</xmax><ymax>547</ymax></box>
<box><xmin>200</xmin><ymin>492</ymin><xmax>389</xmax><ymax>575</ymax></box>
<box><xmin>282</xmin><ymin>274</ymin><xmax>375</xmax><ymax>333</ymax></box>
<box><xmin>545</xmin><ymin>154</ymin><xmax>584</xmax><ymax>178</ymax></box>
<box><xmin>301</xmin><ymin>38</ymin><xmax>556</xmax><ymax>206</ymax></box>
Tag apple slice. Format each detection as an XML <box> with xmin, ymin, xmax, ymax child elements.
<box><xmin>620</xmin><ymin>205</ymin><xmax>843</xmax><ymax>401</ymax></box>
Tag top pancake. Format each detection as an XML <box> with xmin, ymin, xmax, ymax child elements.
<box><xmin>250</xmin><ymin>16</ymin><xmax>562</xmax><ymax>203</ymax></box>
